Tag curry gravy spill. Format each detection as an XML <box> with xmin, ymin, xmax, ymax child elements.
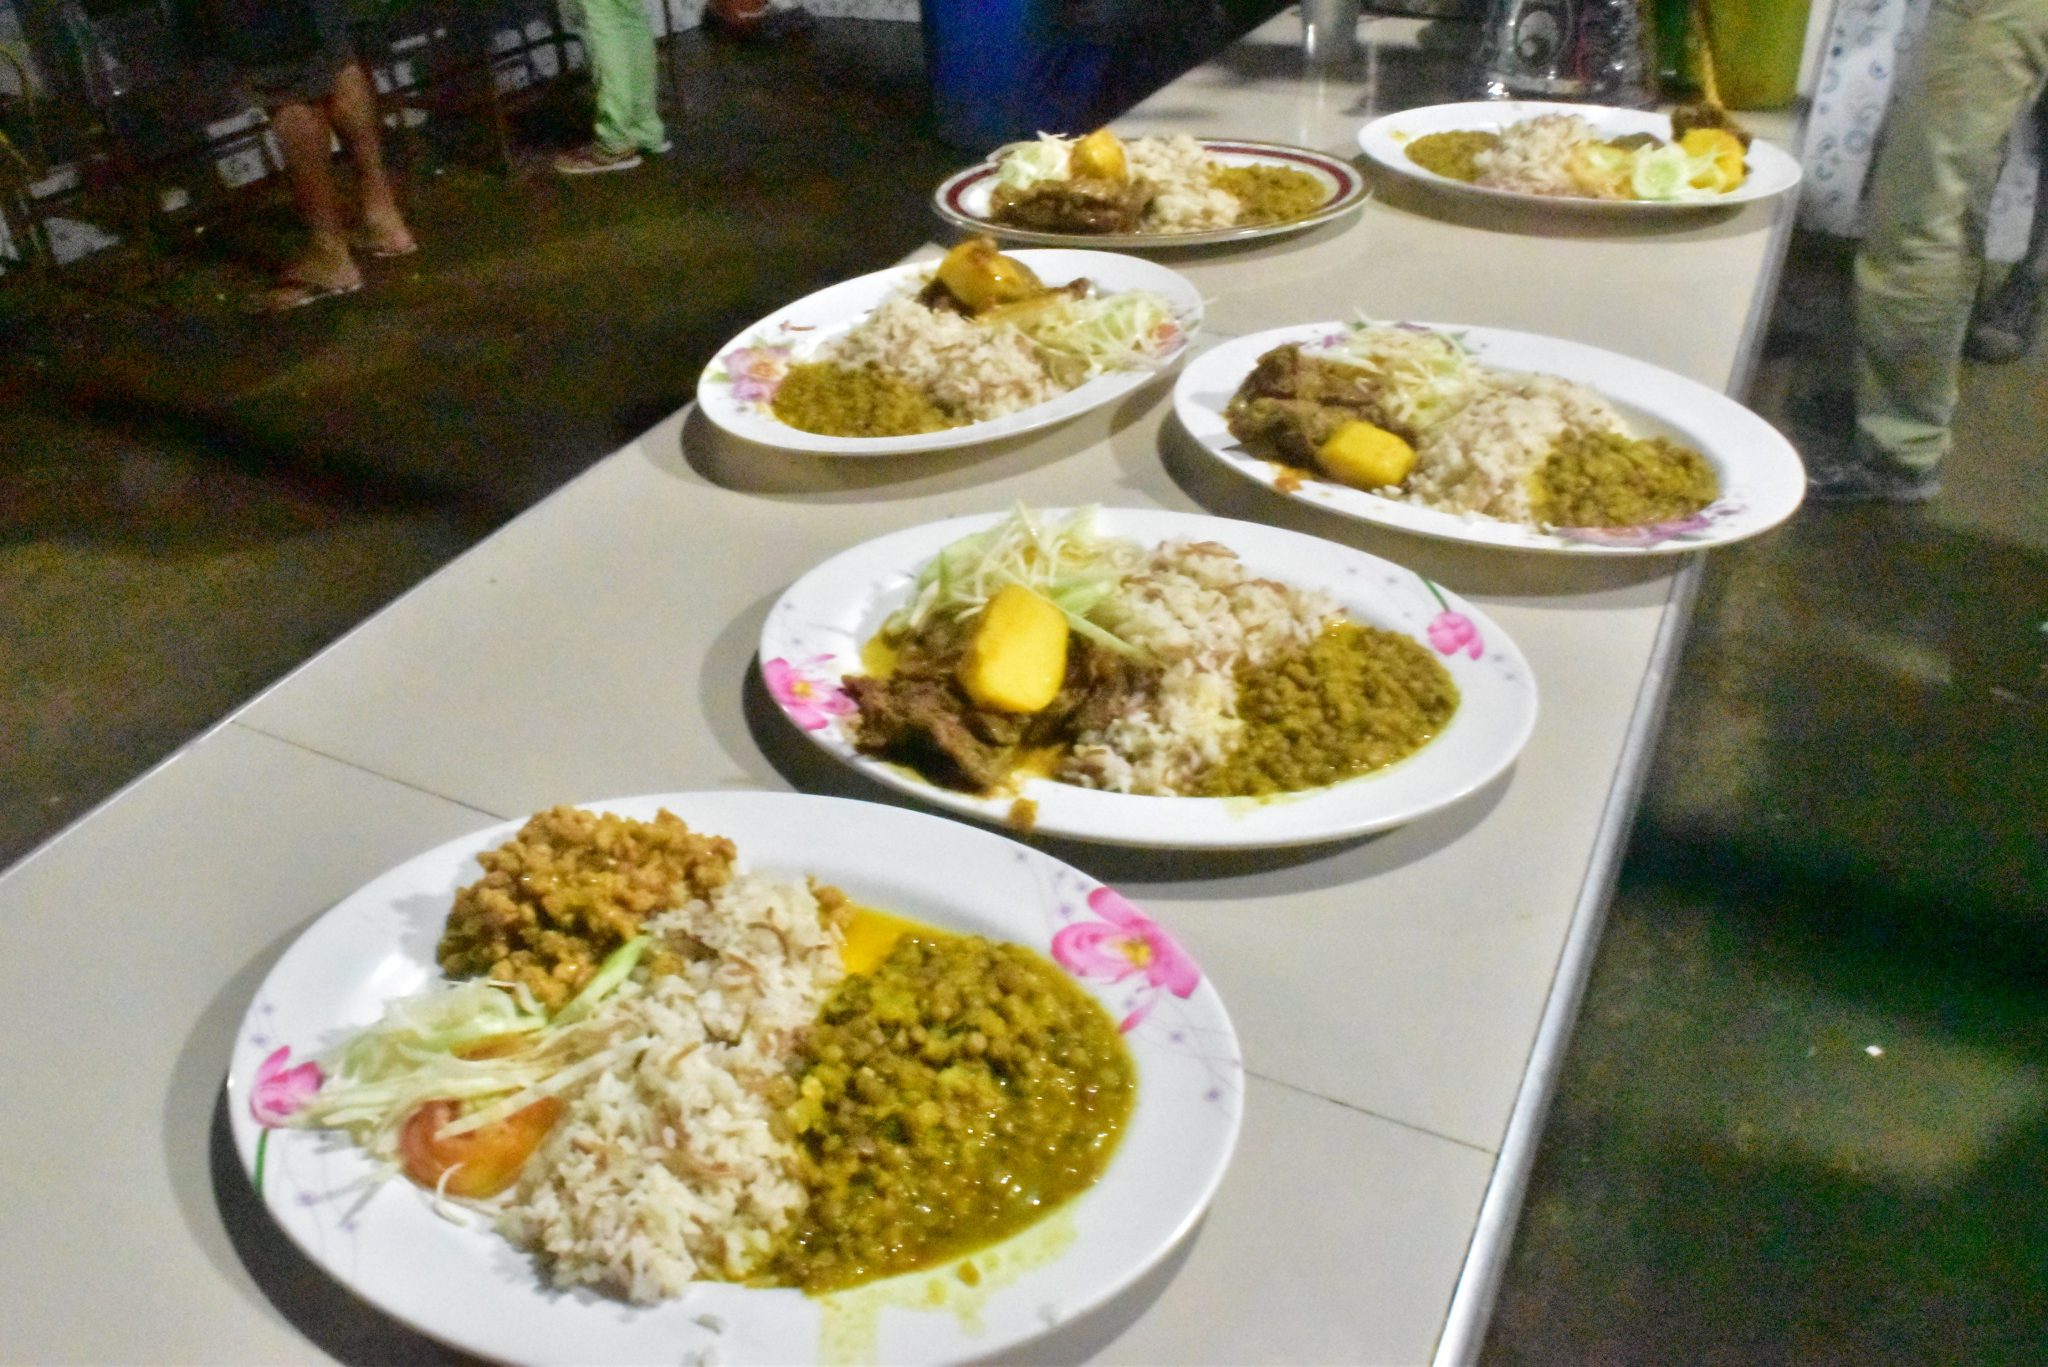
<box><xmin>838</xmin><ymin>905</ymin><xmax>922</xmax><ymax>975</ymax></box>
<box><xmin>816</xmin><ymin>1208</ymin><xmax>1081</xmax><ymax>1365</ymax></box>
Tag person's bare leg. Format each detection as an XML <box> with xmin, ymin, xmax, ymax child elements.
<box><xmin>267</xmin><ymin>97</ymin><xmax>362</xmax><ymax>292</ymax></box>
<box><xmin>325</xmin><ymin>60</ymin><xmax>415</xmax><ymax>255</ymax></box>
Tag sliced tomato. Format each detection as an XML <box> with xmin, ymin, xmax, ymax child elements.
<box><xmin>399</xmin><ymin>1096</ymin><xmax>563</xmax><ymax>1198</ymax></box>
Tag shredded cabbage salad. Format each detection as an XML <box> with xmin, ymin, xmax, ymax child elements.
<box><xmin>883</xmin><ymin>505</ymin><xmax>1146</xmax><ymax>655</ymax></box>
<box><xmin>1304</xmin><ymin>321</ymin><xmax>1482</xmax><ymax>433</ymax></box>
<box><xmin>1016</xmin><ymin>290</ymin><xmax>1185</xmax><ymax>377</ymax></box>
<box><xmin>994</xmin><ymin>133</ymin><xmax>1074</xmax><ymax>191</ymax></box>
<box><xmin>290</xmin><ymin>937</ymin><xmax>652</xmax><ymax>1160</ymax></box>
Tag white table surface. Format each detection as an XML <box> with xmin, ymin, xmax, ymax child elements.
<box><xmin>0</xmin><ymin>13</ymin><xmax>1805</xmax><ymax>1365</ymax></box>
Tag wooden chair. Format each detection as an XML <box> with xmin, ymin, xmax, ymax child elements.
<box><xmin>29</xmin><ymin>0</ymin><xmax>277</xmax><ymax>279</ymax></box>
<box><xmin>0</xmin><ymin>42</ymin><xmax>53</xmax><ymax>273</ymax></box>
<box><xmin>357</xmin><ymin>0</ymin><xmax>578</xmax><ymax>175</ymax></box>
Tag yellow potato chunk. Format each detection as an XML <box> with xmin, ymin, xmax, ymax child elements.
<box><xmin>1315</xmin><ymin>420</ymin><xmax>1417</xmax><ymax>490</ymax></box>
<box><xmin>1679</xmin><ymin>128</ymin><xmax>1747</xmax><ymax>192</ymax></box>
<box><xmin>1071</xmin><ymin>128</ymin><xmax>1129</xmax><ymax>182</ymax></box>
<box><xmin>958</xmin><ymin>585</ymin><xmax>1070</xmax><ymax>714</ymax></box>
<box><xmin>934</xmin><ymin>236</ymin><xmax>1045</xmax><ymax>313</ymax></box>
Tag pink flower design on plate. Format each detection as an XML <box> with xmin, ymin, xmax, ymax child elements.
<box><xmin>718</xmin><ymin>344</ymin><xmax>793</xmax><ymax>403</ymax></box>
<box><xmin>1052</xmin><ymin>886</ymin><xmax>1201</xmax><ymax>1032</ymax></box>
<box><xmin>1427</xmin><ymin>610</ymin><xmax>1483</xmax><ymax>659</ymax></box>
<box><xmin>1421</xmin><ymin>577</ymin><xmax>1483</xmax><ymax>659</ymax></box>
<box><xmin>250</xmin><ymin>1045</ymin><xmax>322</xmax><ymax>1127</ymax></box>
<box><xmin>764</xmin><ymin>655</ymin><xmax>855</xmax><ymax>730</ymax></box>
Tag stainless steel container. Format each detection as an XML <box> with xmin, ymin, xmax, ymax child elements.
<box><xmin>1301</xmin><ymin>0</ymin><xmax>1363</xmax><ymax>65</ymax></box>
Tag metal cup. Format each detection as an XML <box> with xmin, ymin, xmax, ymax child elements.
<box><xmin>1301</xmin><ymin>0</ymin><xmax>1362</xmax><ymax>66</ymax></box>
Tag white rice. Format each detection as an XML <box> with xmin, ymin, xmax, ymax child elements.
<box><xmin>1126</xmin><ymin>135</ymin><xmax>1242</xmax><ymax>231</ymax></box>
<box><xmin>1472</xmin><ymin>114</ymin><xmax>1599</xmax><ymax>197</ymax></box>
<box><xmin>495</xmin><ymin>872</ymin><xmax>843</xmax><ymax>1304</ymax></box>
<box><xmin>1061</xmin><ymin>540</ymin><xmax>1334</xmax><ymax>794</ymax></box>
<box><xmin>1401</xmin><ymin>373</ymin><xmax>1629</xmax><ymax>523</ymax></box>
<box><xmin>820</xmin><ymin>291</ymin><xmax>1063</xmax><ymax>422</ymax></box>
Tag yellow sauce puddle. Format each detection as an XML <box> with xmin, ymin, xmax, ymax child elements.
<box><xmin>816</xmin><ymin>1208</ymin><xmax>1079</xmax><ymax>1365</ymax></box>
<box><xmin>838</xmin><ymin>904</ymin><xmax>927</xmax><ymax>975</ymax></box>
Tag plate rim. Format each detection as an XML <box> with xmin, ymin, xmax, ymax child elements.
<box><xmin>225</xmin><ymin>789</ymin><xmax>1246</xmax><ymax>1366</ymax></box>
<box><xmin>931</xmin><ymin>136</ymin><xmax>1371</xmax><ymax>248</ymax></box>
<box><xmin>1355</xmin><ymin>99</ymin><xmax>1804</xmax><ymax>213</ymax></box>
<box><xmin>694</xmin><ymin>248</ymin><xmax>1203</xmax><ymax>457</ymax></box>
<box><xmin>1171</xmin><ymin>319</ymin><xmax>1807</xmax><ymax>555</ymax></box>
<box><xmin>758</xmin><ymin>506</ymin><xmax>1540</xmax><ymax>849</ymax></box>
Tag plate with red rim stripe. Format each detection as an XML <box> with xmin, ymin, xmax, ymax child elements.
<box><xmin>932</xmin><ymin>137</ymin><xmax>1369</xmax><ymax>249</ymax></box>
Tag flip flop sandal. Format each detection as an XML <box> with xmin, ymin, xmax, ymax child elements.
<box><xmin>352</xmin><ymin>233</ymin><xmax>419</xmax><ymax>259</ymax></box>
<box><xmin>244</xmin><ymin>277</ymin><xmax>364</xmax><ymax>315</ymax></box>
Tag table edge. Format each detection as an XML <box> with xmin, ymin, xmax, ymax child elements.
<box><xmin>1432</xmin><ymin>101</ymin><xmax>1811</xmax><ymax>1358</ymax></box>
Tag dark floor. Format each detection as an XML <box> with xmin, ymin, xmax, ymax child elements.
<box><xmin>5</xmin><ymin>17</ymin><xmax>2046</xmax><ymax>1364</ymax></box>
<box><xmin>1482</xmin><ymin>235</ymin><xmax>2048</xmax><ymax>1364</ymax></box>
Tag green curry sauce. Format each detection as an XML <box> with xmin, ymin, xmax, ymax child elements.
<box><xmin>768</xmin><ymin>929</ymin><xmax>1136</xmax><ymax>1293</ymax></box>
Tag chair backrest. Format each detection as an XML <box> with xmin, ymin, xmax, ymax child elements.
<box><xmin>67</xmin><ymin>0</ymin><xmax>182</xmax><ymax>105</ymax></box>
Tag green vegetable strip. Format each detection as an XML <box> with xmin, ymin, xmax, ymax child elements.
<box><xmin>553</xmin><ymin>936</ymin><xmax>649</xmax><ymax>1026</ymax></box>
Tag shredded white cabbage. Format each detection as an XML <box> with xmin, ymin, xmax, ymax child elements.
<box><xmin>883</xmin><ymin>504</ymin><xmax>1147</xmax><ymax>655</ymax></box>
<box><xmin>291</xmin><ymin>939</ymin><xmax>649</xmax><ymax>1159</ymax></box>
<box><xmin>1014</xmin><ymin>290</ymin><xmax>1183</xmax><ymax>379</ymax></box>
<box><xmin>1307</xmin><ymin>322</ymin><xmax>1483</xmax><ymax>434</ymax></box>
<box><xmin>994</xmin><ymin>133</ymin><xmax>1073</xmax><ymax>191</ymax></box>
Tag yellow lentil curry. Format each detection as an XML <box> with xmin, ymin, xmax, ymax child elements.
<box><xmin>770</xmin><ymin>926</ymin><xmax>1136</xmax><ymax>1292</ymax></box>
<box><xmin>1199</xmin><ymin>621</ymin><xmax>1459</xmax><ymax>796</ymax></box>
<box><xmin>1531</xmin><ymin>429</ymin><xmax>1720</xmax><ymax>528</ymax></box>
<box><xmin>1403</xmin><ymin>130</ymin><xmax>1500</xmax><ymax>182</ymax></box>
<box><xmin>770</xmin><ymin>360</ymin><xmax>962</xmax><ymax>438</ymax></box>
<box><xmin>1209</xmin><ymin>163</ymin><xmax>1328</xmax><ymax>224</ymax></box>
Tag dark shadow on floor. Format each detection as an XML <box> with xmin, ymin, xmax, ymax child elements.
<box><xmin>1482</xmin><ymin>230</ymin><xmax>2048</xmax><ymax>1364</ymax></box>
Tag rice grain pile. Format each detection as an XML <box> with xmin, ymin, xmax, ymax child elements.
<box><xmin>1125</xmin><ymin>135</ymin><xmax>1242</xmax><ymax>231</ymax></box>
<box><xmin>1061</xmin><ymin>540</ymin><xmax>1334</xmax><ymax>793</ymax></box>
<box><xmin>1471</xmin><ymin>114</ymin><xmax>1598</xmax><ymax>196</ymax></box>
<box><xmin>820</xmin><ymin>293</ymin><xmax>1063</xmax><ymax>423</ymax></box>
<box><xmin>496</xmin><ymin>872</ymin><xmax>845</xmax><ymax>1303</ymax></box>
<box><xmin>1406</xmin><ymin>374</ymin><xmax>1630</xmax><ymax>523</ymax></box>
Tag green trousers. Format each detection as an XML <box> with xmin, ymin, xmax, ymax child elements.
<box><xmin>578</xmin><ymin>0</ymin><xmax>665</xmax><ymax>153</ymax></box>
<box><xmin>1855</xmin><ymin>0</ymin><xmax>2048</xmax><ymax>471</ymax></box>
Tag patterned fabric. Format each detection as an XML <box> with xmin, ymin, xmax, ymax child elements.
<box><xmin>1804</xmin><ymin>0</ymin><xmax>2041</xmax><ymax>260</ymax></box>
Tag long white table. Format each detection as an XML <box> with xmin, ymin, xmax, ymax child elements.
<box><xmin>0</xmin><ymin>14</ymin><xmax>1805</xmax><ymax>1364</ymax></box>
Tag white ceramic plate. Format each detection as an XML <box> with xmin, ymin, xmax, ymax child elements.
<box><xmin>227</xmin><ymin>791</ymin><xmax>1242</xmax><ymax>1366</ymax></box>
<box><xmin>1357</xmin><ymin>100</ymin><xmax>1802</xmax><ymax>212</ymax></box>
<box><xmin>1174</xmin><ymin>322</ymin><xmax>1806</xmax><ymax>554</ymax></box>
<box><xmin>760</xmin><ymin>508</ymin><xmax>1538</xmax><ymax>848</ymax></box>
<box><xmin>932</xmin><ymin>138</ymin><xmax>1370</xmax><ymax>248</ymax></box>
<box><xmin>696</xmin><ymin>250</ymin><xmax>1201</xmax><ymax>456</ymax></box>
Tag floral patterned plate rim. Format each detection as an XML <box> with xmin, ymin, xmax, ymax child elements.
<box><xmin>1356</xmin><ymin>100</ymin><xmax>1803</xmax><ymax>213</ymax></box>
<box><xmin>760</xmin><ymin>507</ymin><xmax>1539</xmax><ymax>849</ymax></box>
<box><xmin>695</xmin><ymin>249</ymin><xmax>1202</xmax><ymax>456</ymax></box>
<box><xmin>226</xmin><ymin>790</ymin><xmax>1243</xmax><ymax>1367</ymax></box>
<box><xmin>932</xmin><ymin>137</ymin><xmax>1370</xmax><ymax>249</ymax></box>
<box><xmin>1174</xmin><ymin>322</ymin><xmax>1807</xmax><ymax>555</ymax></box>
